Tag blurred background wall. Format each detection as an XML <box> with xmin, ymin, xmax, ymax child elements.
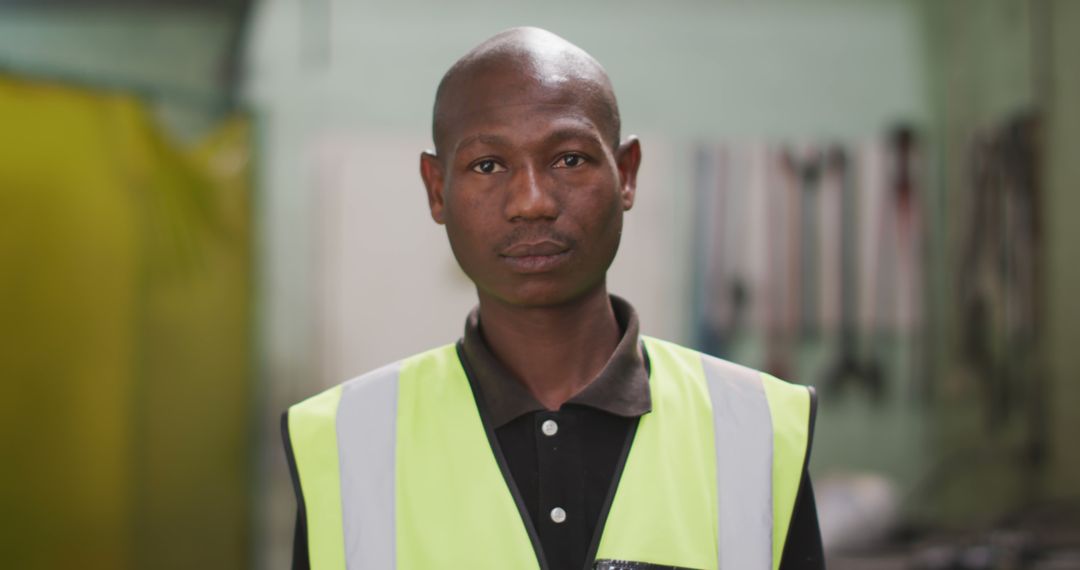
<box><xmin>1</xmin><ymin>0</ymin><xmax>1078</xmax><ymax>568</ymax></box>
<box><xmin>0</xmin><ymin>3</ymin><xmax>254</xmax><ymax>569</ymax></box>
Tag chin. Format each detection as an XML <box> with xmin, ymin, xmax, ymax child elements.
<box><xmin>485</xmin><ymin>276</ymin><xmax>605</xmax><ymax>309</ymax></box>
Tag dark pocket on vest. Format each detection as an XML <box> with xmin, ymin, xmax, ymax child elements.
<box><xmin>594</xmin><ymin>560</ymin><xmax>703</xmax><ymax>570</ymax></box>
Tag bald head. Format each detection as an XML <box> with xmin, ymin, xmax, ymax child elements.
<box><xmin>432</xmin><ymin>27</ymin><xmax>621</xmax><ymax>156</ymax></box>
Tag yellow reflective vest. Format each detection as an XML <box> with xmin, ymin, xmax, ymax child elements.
<box><xmin>284</xmin><ymin>336</ymin><xmax>816</xmax><ymax>570</ymax></box>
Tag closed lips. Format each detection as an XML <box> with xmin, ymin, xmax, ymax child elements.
<box><xmin>500</xmin><ymin>241</ymin><xmax>569</xmax><ymax>257</ymax></box>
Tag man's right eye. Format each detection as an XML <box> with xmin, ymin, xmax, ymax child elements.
<box><xmin>471</xmin><ymin>160</ymin><xmax>506</xmax><ymax>174</ymax></box>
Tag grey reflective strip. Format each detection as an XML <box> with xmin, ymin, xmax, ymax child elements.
<box><xmin>701</xmin><ymin>354</ymin><xmax>774</xmax><ymax>570</ymax></box>
<box><xmin>336</xmin><ymin>362</ymin><xmax>401</xmax><ymax>569</ymax></box>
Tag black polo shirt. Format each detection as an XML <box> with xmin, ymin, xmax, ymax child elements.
<box><xmin>288</xmin><ymin>296</ymin><xmax>824</xmax><ymax>569</ymax></box>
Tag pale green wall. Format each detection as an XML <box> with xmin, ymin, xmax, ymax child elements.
<box><xmin>246</xmin><ymin>0</ymin><xmax>929</xmax><ymax>137</ymax></box>
<box><xmin>916</xmin><ymin>0</ymin><xmax>1080</xmax><ymax>524</ymax></box>
<box><xmin>1044</xmin><ymin>0</ymin><xmax>1080</xmax><ymax>502</ymax></box>
<box><xmin>920</xmin><ymin>0</ymin><xmax>1038</xmax><ymax>524</ymax></box>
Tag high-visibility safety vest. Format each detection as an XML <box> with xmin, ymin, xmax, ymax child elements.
<box><xmin>283</xmin><ymin>336</ymin><xmax>816</xmax><ymax>570</ymax></box>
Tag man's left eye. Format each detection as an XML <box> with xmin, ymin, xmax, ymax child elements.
<box><xmin>554</xmin><ymin>154</ymin><xmax>586</xmax><ymax>168</ymax></box>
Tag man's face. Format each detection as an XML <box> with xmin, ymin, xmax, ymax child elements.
<box><xmin>420</xmin><ymin>66</ymin><xmax>641</xmax><ymax>308</ymax></box>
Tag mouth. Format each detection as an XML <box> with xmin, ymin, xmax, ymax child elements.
<box><xmin>498</xmin><ymin>240</ymin><xmax>572</xmax><ymax>273</ymax></box>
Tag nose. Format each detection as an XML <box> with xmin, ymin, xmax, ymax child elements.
<box><xmin>504</xmin><ymin>164</ymin><xmax>559</xmax><ymax>222</ymax></box>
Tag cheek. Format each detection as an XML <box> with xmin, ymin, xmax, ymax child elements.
<box><xmin>443</xmin><ymin>197</ymin><xmax>498</xmax><ymax>267</ymax></box>
<box><xmin>595</xmin><ymin>187</ymin><xmax>627</xmax><ymax>249</ymax></box>
<box><xmin>569</xmin><ymin>184</ymin><xmax>624</xmax><ymax>236</ymax></box>
<box><xmin>444</xmin><ymin>216</ymin><xmax>482</xmax><ymax>255</ymax></box>
<box><xmin>443</xmin><ymin>186</ymin><xmax>479</xmax><ymax>231</ymax></box>
<box><xmin>445</xmin><ymin>180</ymin><xmax>502</xmax><ymax>222</ymax></box>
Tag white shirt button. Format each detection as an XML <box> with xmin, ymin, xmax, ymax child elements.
<box><xmin>550</xmin><ymin>507</ymin><xmax>567</xmax><ymax>524</ymax></box>
<box><xmin>541</xmin><ymin>419</ymin><xmax>558</xmax><ymax>436</ymax></box>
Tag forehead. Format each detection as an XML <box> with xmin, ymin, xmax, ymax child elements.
<box><xmin>436</xmin><ymin>63</ymin><xmax>612</xmax><ymax>152</ymax></box>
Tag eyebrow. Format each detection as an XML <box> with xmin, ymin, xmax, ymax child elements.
<box><xmin>455</xmin><ymin>127</ymin><xmax>603</xmax><ymax>154</ymax></box>
<box><xmin>545</xmin><ymin>127</ymin><xmax>603</xmax><ymax>147</ymax></box>
<box><xmin>455</xmin><ymin>133</ymin><xmax>511</xmax><ymax>153</ymax></box>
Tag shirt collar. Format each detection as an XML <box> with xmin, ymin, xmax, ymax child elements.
<box><xmin>459</xmin><ymin>294</ymin><xmax>652</xmax><ymax>428</ymax></box>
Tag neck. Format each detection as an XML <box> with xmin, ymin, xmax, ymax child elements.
<box><xmin>477</xmin><ymin>285</ymin><xmax>621</xmax><ymax>411</ymax></box>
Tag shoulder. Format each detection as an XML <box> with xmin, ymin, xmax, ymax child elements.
<box><xmin>641</xmin><ymin>335</ymin><xmax>816</xmax><ymax>413</ymax></box>
<box><xmin>287</xmin><ymin>343</ymin><xmax>460</xmax><ymax>414</ymax></box>
<box><xmin>642</xmin><ymin>335</ymin><xmax>768</xmax><ymax>383</ymax></box>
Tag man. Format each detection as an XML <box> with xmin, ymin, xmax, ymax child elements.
<box><xmin>284</xmin><ymin>27</ymin><xmax>823</xmax><ymax>570</ymax></box>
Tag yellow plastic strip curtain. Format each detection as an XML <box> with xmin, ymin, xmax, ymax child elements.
<box><xmin>0</xmin><ymin>74</ymin><xmax>252</xmax><ymax>570</ymax></box>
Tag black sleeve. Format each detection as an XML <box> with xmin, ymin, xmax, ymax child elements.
<box><xmin>779</xmin><ymin>474</ymin><xmax>825</xmax><ymax>569</ymax></box>
<box><xmin>291</xmin><ymin>508</ymin><xmax>310</xmax><ymax>570</ymax></box>
<box><xmin>282</xmin><ymin>411</ymin><xmax>310</xmax><ymax>570</ymax></box>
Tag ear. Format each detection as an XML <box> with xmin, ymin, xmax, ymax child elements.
<box><xmin>615</xmin><ymin>136</ymin><xmax>642</xmax><ymax>211</ymax></box>
<box><xmin>419</xmin><ymin>151</ymin><xmax>447</xmax><ymax>224</ymax></box>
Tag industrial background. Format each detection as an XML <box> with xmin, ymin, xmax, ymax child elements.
<box><xmin>1</xmin><ymin>0</ymin><xmax>1078</xmax><ymax>568</ymax></box>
